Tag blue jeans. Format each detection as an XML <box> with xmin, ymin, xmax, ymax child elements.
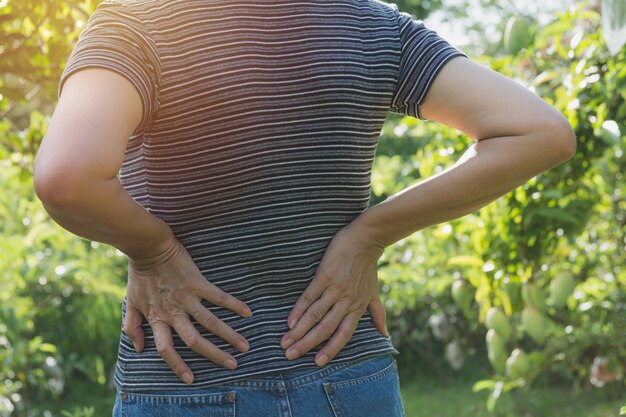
<box><xmin>112</xmin><ymin>353</ymin><xmax>405</xmax><ymax>417</ymax></box>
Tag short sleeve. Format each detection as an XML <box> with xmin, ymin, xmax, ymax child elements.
<box><xmin>58</xmin><ymin>0</ymin><xmax>161</xmax><ymax>133</ymax></box>
<box><xmin>390</xmin><ymin>10</ymin><xmax>469</xmax><ymax>120</ymax></box>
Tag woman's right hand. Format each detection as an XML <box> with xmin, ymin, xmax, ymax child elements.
<box><xmin>122</xmin><ymin>232</ymin><xmax>253</xmax><ymax>385</ymax></box>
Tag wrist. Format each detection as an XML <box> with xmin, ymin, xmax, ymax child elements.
<box><xmin>126</xmin><ymin>223</ymin><xmax>179</xmax><ymax>273</ymax></box>
<box><xmin>340</xmin><ymin>211</ymin><xmax>388</xmax><ymax>262</ymax></box>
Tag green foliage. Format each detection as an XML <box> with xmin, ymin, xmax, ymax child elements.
<box><xmin>0</xmin><ymin>0</ymin><xmax>104</xmax><ymax>134</ymax></box>
<box><xmin>1</xmin><ymin>1</ymin><xmax>130</xmax><ymax>411</ymax></box>
<box><xmin>0</xmin><ymin>159</ymin><xmax>127</xmax><ymax>415</ymax></box>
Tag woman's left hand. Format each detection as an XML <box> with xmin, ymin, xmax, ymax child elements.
<box><xmin>280</xmin><ymin>222</ymin><xmax>388</xmax><ymax>366</ymax></box>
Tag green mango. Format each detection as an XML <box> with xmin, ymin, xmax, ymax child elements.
<box><xmin>504</xmin><ymin>15</ymin><xmax>533</xmax><ymax>54</ymax></box>
<box><xmin>506</xmin><ymin>348</ymin><xmax>530</xmax><ymax>379</ymax></box>
<box><xmin>451</xmin><ymin>280</ymin><xmax>473</xmax><ymax>309</ymax></box>
<box><xmin>485</xmin><ymin>307</ymin><xmax>512</xmax><ymax>342</ymax></box>
<box><xmin>549</xmin><ymin>271</ymin><xmax>576</xmax><ymax>308</ymax></box>
<box><xmin>522</xmin><ymin>282</ymin><xmax>547</xmax><ymax>313</ymax></box>
<box><xmin>486</xmin><ymin>329</ymin><xmax>506</xmax><ymax>373</ymax></box>
<box><xmin>521</xmin><ymin>306</ymin><xmax>547</xmax><ymax>344</ymax></box>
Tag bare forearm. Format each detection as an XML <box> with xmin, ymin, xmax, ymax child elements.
<box><xmin>35</xmin><ymin>175</ymin><xmax>173</xmax><ymax>261</ymax></box>
<box><xmin>354</xmin><ymin>131</ymin><xmax>574</xmax><ymax>249</ymax></box>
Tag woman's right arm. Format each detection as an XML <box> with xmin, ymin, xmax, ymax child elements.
<box><xmin>352</xmin><ymin>55</ymin><xmax>576</xmax><ymax>249</ymax></box>
<box><xmin>280</xmin><ymin>55</ymin><xmax>576</xmax><ymax>365</ymax></box>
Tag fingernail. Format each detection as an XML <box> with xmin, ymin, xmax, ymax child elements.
<box><xmin>182</xmin><ymin>372</ymin><xmax>193</xmax><ymax>384</ymax></box>
<box><xmin>288</xmin><ymin>318</ymin><xmax>298</xmax><ymax>329</ymax></box>
<box><xmin>243</xmin><ymin>308</ymin><xmax>253</xmax><ymax>317</ymax></box>
<box><xmin>224</xmin><ymin>358</ymin><xmax>237</xmax><ymax>369</ymax></box>
<box><xmin>237</xmin><ymin>340</ymin><xmax>249</xmax><ymax>352</ymax></box>
<box><xmin>286</xmin><ymin>348</ymin><xmax>299</xmax><ymax>360</ymax></box>
<box><xmin>316</xmin><ymin>354</ymin><xmax>329</xmax><ymax>366</ymax></box>
<box><xmin>132</xmin><ymin>342</ymin><xmax>138</xmax><ymax>352</ymax></box>
<box><xmin>283</xmin><ymin>338</ymin><xmax>294</xmax><ymax>349</ymax></box>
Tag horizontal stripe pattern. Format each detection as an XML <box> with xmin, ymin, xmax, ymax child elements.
<box><xmin>389</xmin><ymin>8</ymin><xmax>469</xmax><ymax>119</ymax></box>
<box><xmin>59</xmin><ymin>0</ymin><xmax>468</xmax><ymax>393</ymax></box>
<box><xmin>58</xmin><ymin>2</ymin><xmax>161</xmax><ymax>134</ymax></box>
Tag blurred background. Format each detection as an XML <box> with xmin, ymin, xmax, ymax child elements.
<box><xmin>1</xmin><ymin>0</ymin><xmax>625</xmax><ymax>416</ymax></box>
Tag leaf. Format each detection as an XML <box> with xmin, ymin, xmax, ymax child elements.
<box><xmin>39</xmin><ymin>342</ymin><xmax>57</xmax><ymax>353</ymax></box>
<box><xmin>541</xmin><ymin>189</ymin><xmax>564</xmax><ymax>199</ymax></box>
<box><xmin>530</xmin><ymin>207</ymin><xmax>582</xmax><ymax>227</ymax></box>
<box><xmin>472</xmin><ymin>379</ymin><xmax>496</xmax><ymax>392</ymax></box>
<box><xmin>594</xmin><ymin>128</ymin><xmax>620</xmax><ymax>147</ymax></box>
<box><xmin>533</xmin><ymin>71</ymin><xmax>558</xmax><ymax>86</ymax></box>
<box><xmin>448</xmin><ymin>256</ymin><xmax>484</xmax><ymax>267</ymax></box>
<box><xmin>503</xmin><ymin>378</ymin><xmax>527</xmax><ymax>391</ymax></box>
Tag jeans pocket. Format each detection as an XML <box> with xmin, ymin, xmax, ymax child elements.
<box><xmin>321</xmin><ymin>355</ymin><xmax>405</xmax><ymax>417</ymax></box>
<box><xmin>119</xmin><ymin>389</ymin><xmax>237</xmax><ymax>417</ymax></box>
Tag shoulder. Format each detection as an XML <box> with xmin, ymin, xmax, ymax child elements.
<box><xmin>368</xmin><ymin>0</ymin><xmax>400</xmax><ymax>18</ymax></box>
<box><xmin>370</xmin><ymin>0</ymin><xmax>399</xmax><ymax>12</ymax></box>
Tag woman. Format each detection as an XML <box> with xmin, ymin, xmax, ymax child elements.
<box><xmin>33</xmin><ymin>0</ymin><xmax>576</xmax><ymax>415</ymax></box>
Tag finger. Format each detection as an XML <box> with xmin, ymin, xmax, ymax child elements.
<box><xmin>314</xmin><ymin>310</ymin><xmax>362</xmax><ymax>367</ymax></box>
<box><xmin>283</xmin><ymin>302</ymin><xmax>344</xmax><ymax>361</ymax></box>
<box><xmin>171</xmin><ymin>315</ymin><xmax>238</xmax><ymax>370</ymax></box>
<box><xmin>123</xmin><ymin>303</ymin><xmax>146</xmax><ymax>352</ymax></box>
<box><xmin>286</xmin><ymin>273</ymin><xmax>329</xmax><ymax>330</ymax></box>
<box><xmin>151</xmin><ymin>320</ymin><xmax>194</xmax><ymax>384</ymax></box>
<box><xmin>281</xmin><ymin>289</ymin><xmax>336</xmax><ymax>349</ymax></box>
<box><xmin>368</xmin><ymin>296</ymin><xmax>389</xmax><ymax>337</ymax></box>
<box><xmin>193</xmin><ymin>279</ymin><xmax>253</xmax><ymax>318</ymax></box>
<box><xmin>185</xmin><ymin>298</ymin><xmax>250</xmax><ymax>353</ymax></box>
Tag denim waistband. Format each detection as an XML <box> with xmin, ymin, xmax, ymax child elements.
<box><xmin>120</xmin><ymin>353</ymin><xmax>393</xmax><ymax>395</ymax></box>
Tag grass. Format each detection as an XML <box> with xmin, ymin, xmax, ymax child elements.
<box><xmin>40</xmin><ymin>358</ymin><xmax>624</xmax><ymax>417</ymax></box>
<box><xmin>396</xmin><ymin>356</ymin><xmax>625</xmax><ymax>417</ymax></box>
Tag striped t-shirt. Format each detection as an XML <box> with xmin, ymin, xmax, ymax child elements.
<box><xmin>59</xmin><ymin>0</ymin><xmax>468</xmax><ymax>393</ymax></box>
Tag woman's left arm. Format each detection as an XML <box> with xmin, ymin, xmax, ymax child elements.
<box><xmin>34</xmin><ymin>68</ymin><xmax>171</xmax><ymax>260</ymax></box>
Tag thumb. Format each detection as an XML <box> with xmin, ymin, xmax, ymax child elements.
<box><xmin>123</xmin><ymin>303</ymin><xmax>146</xmax><ymax>353</ymax></box>
<box><xmin>368</xmin><ymin>296</ymin><xmax>389</xmax><ymax>337</ymax></box>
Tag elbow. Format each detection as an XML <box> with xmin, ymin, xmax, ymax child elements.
<box><xmin>33</xmin><ymin>166</ymin><xmax>82</xmax><ymax>208</ymax></box>
<box><xmin>33</xmin><ymin>145</ymin><xmax>92</xmax><ymax>207</ymax></box>
<box><xmin>542</xmin><ymin>116</ymin><xmax>577</xmax><ymax>163</ymax></box>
